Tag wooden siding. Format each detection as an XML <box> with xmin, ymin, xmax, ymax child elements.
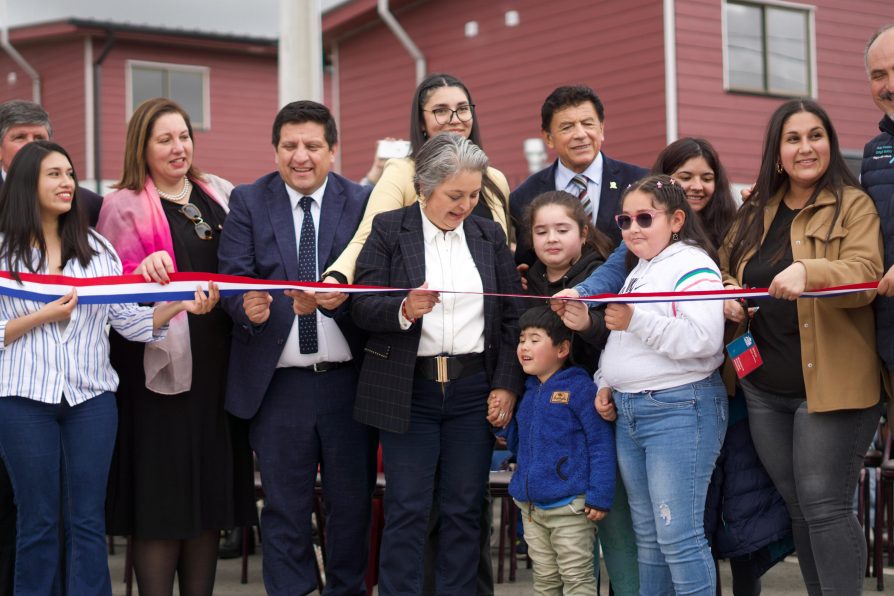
<box><xmin>0</xmin><ymin>39</ymin><xmax>89</xmax><ymax>175</ymax></box>
<box><xmin>330</xmin><ymin>0</ymin><xmax>667</xmax><ymax>188</ymax></box>
<box><xmin>675</xmin><ymin>0</ymin><xmax>894</xmax><ymax>183</ymax></box>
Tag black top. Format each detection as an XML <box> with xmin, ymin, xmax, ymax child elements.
<box><xmin>742</xmin><ymin>202</ymin><xmax>805</xmax><ymax>397</ymax></box>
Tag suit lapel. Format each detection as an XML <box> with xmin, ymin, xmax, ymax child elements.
<box><xmin>398</xmin><ymin>206</ymin><xmax>428</xmax><ymax>288</ymax></box>
<box><xmin>465</xmin><ymin>219</ymin><xmax>495</xmax><ymax>293</ymax></box>
<box><xmin>317</xmin><ymin>174</ymin><xmax>343</xmax><ymax>270</ymax></box>
<box><xmin>266</xmin><ymin>178</ymin><xmax>300</xmax><ymax>281</ymax></box>
<box><xmin>597</xmin><ymin>156</ymin><xmax>622</xmax><ymax>236</ymax></box>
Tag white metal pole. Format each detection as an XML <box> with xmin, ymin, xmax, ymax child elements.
<box><xmin>279</xmin><ymin>0</ymin><xmax>323</xmax><ymax>106</ymax></box>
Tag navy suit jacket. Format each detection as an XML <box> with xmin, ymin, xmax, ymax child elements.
<box><xmin>510</xmin><ymin>156</ymin><xmax>647</xmax><ymax>265</ymax></box>
<box><xmin>217</xmin><ymin>171</ymin><xmax>371</xmax><ymax>420</ymax></box>
<box><xmin>351</xmin><ymin>205</ymin><xmax>525</xmax><ymax>434</ymax></box>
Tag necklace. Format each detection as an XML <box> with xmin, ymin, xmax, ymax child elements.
<box><xmin>158</xmin><ymin>178</ymin><xmax>192</xmax><ymax>202</ymax></box>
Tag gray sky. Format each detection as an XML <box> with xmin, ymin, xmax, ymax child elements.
<box><xmin>3</xmin><ymin>0</ymin><xmax>320</xmax><ymax>39</ymax></box>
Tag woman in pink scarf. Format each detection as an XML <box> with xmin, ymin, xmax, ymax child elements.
<box><xmin>98</xmin><ymin>98</ymin><xmax>256</xmax><ymax>596</ymax></box>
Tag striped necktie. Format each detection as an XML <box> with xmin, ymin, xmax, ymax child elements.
<box><xmin>570</xmin><ymin>174</ymin><xmax>593</xmax><ymax>218</ymax></box>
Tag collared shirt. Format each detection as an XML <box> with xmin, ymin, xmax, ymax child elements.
<box><xmin>555</xmin><ymin>153</ymin><xmax>604</xmax><ymax>226</ymax></box>
<box><xmin>277</xmin><ymin>178</ymin><xmax>352</xmax><ymax>368</ymax></box>
<box><xmin>399</xmin><ymin>204</ymin><xmax>485</xmax><ymax>356</ymax></box>
<box><xmin>0</xmin><ymin>233</ymin><xmax>165</xmax><ymax>405</ymax></box>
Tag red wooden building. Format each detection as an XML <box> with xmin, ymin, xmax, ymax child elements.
<box><xmin>323</xmin><ymin>0</ymin><xmax>894</xmax><ymax>187</ymax></box>
<box><xmin>0</xmin><ymin>19</ymin><xmax>278</xmax><ymax>190</ymax></box>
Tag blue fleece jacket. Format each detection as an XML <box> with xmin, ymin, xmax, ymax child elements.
<box><xmin>505</xmin><ymin>366</ymin><xmax>616</xmax><ymax>511</ymax></box>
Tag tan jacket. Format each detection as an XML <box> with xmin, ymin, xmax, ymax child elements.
<box><xmin>719</xmin><ymin>186</ymin><xmax>883</xmax><ymax>412</ymax></box>
<box><xmin>326</xmin><ymin>157</ymin><xmax>511</xmax><ymax>283</ymax></box>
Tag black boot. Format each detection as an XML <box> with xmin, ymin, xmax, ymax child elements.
<box><xmin>219</xmin><ymin>527</ymin><xmax>255</xmax><ymax>559</ymax></box>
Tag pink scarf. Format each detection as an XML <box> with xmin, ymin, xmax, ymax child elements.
<box><xmin>97</xmin><ymin>175</ymin><xmax>230</xmax><ymax>394</ymax></box>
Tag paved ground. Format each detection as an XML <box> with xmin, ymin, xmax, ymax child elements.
<box><xmin>108</xmin><ymin>536</ymin><xmax>890</xmax><ymax>595</ymax></box>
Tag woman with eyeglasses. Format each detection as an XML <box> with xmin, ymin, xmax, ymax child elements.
<box><xmin>97</xmin><ymin>98</ymin><xmax>256</xmax><ymax>596</ymax></box>
<box><xmin>324</xmin><ymin>73</ymin><xmax>512</xmax><ymax>285</ymax></box>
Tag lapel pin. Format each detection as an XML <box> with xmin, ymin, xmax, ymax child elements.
<box><xmin>609</xmin><ymin>181</ymin><xmax>618</xmax><ymax>190</ymax></box>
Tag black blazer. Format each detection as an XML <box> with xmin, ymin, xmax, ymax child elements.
<box><xmin>352</xmin><ymin>205</ymin><xmax>525</xmax><ymax>434</ymax></box>
<box><xmin>217</xmin><ymin>171</ymin><xmax>371</xmax><ymax>420</ymax></box>
<box><xmin>510</xmin><ymin>156</ymin><xmax>647</xmax><ymax>265</ymax></box>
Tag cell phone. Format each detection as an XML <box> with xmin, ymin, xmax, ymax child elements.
<box><xmin>376</xmin><ymin>139</ymin><xmax>411</xmax><ymax>160</ymax></box>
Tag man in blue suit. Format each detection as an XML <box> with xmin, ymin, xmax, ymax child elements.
<box><xmin>510</xmin><ymin>85</ymin><xmax>647</xmax><ymax>265</ymax></box>
<box><xmin>218</xmin><ymin>101</ymin><xmax>375</xmax><ymax>596</ymax></box>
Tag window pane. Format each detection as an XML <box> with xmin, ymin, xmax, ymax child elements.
<box><xmin>727</xmin><ymin>3</ymin><xmax>765</xmax><ymax>90</ymax></box>
<box><xmin>169</xmin><ymin>70</ymin><xmax>205</xmax><ymax>126</ymax></box>
<box><xmin>767</xmin><ymin>7</ymin><xmax>808</xmax><ymax>94</ymax></box>
<box><xmin>132</xmin><ymin>67</ymin><xmax>164</xmax><ymax>111</ymax></box>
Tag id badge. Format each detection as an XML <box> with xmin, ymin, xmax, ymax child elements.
<box><xmin>726</xmin><ymin>331</ymin><xmax>763</xmax><ymax>378</ymax></box>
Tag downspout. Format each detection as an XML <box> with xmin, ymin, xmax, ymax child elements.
<box><xmin>663</xmin><ymin>0</ymin><xmax>678</xmax><ymax>144</ymax></box>
<box><xmin>377</xmin><ymin>0</ymin><xmax>425</xmax><ymax>84</ymax></box>
<box><xmin>92</xmin><ymin>32</ymin><xmax>116</xmax><ymax>194</ymax></box>
<box><xmin>0</xmin><ymin>25</ymin><xmax>40</xmax><ymax>103</ymax></box>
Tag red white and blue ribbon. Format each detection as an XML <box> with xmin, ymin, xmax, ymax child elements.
<box><xmin>0</xmin><ymin>272</ymin><xmax>879</xmax><ymax>305</ymax></box>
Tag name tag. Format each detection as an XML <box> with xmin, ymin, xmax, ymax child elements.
<box><xmin>550</xmin><ymin>391</ymin><xmax>570</xmax><ymax>404</ymax></box>
<box><xmin>726</xmin><ymin>332</ymin><xmax>763</xmax><ymax>378</ymax></box>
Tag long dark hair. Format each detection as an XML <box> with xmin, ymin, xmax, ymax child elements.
<box><xmin>408</xmin><ymin>73</ymin><xmax>509</xmax><ymax>239</ymax></box>
<box><xmin>621</xmin><ymin>174</ymin><xmax>717</xmax><ymax>270</ymax></box>
<box><xmin>652</xmin><ymin>137</ymin><xmax>736</xmax><ymax>248</ymax></box>
<box><xmin>726</xmin><ymin>99</ymin><xmax>858</xmax><ymax>273</ymax></box>
<box><xmin>526</xmin><ymin>191</ymin><xmax>614</xmax><ymax>261</ymax></box>
<box><xmin>0</xmin><ymin>141</ymin><xmax>97</xmax><ymax>281</ymax></box>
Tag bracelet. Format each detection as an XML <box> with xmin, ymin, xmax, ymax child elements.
<box><xmin>401</xmin><ymin>299</ymin><xmax>417</xmax><ymax>324</ymax></box>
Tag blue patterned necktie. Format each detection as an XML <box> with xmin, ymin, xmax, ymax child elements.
<box><xmin>297</xmin><ymin>196</ymin><xmax>318</xmax><ymax>354</ymax></box>
<box><xmin>570</xmin><ymin>174</ymin><xmax>593</xmax><ymax>218</ymax></box>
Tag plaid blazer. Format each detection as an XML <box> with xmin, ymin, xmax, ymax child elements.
<box><xmin>351</xmin><ymin>204</ymin><xmax>525</xmax><ymax>434</ymax></box>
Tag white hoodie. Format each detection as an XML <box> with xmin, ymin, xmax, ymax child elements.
<box><xmin>597</xmin><ymin>241</ymin><xmax>725</xmax><ymax>393</ymax></box>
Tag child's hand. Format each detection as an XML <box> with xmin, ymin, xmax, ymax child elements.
<box><xmin>549</xmin><ymin>289</ymin><xmax>580</xmax><ymax>317</ymax></box>
<box><xmin>605</xmin><ymin>303</ymin><xmax>634</xmax><ymax>331</ymax></box>
<box><xmin>558</xmin><ymin>300</ymin><xmax>592</xmax><ymax>331</ymax></box>
<box><xmin>487</xmin><ymin>389</ymin><xmax>517</xmax><ymax>427</ymax></box>
<box><xmin>585</xmin><ymin>506</ymin><xmax>606</xmax><ymax>522</ymax></box>
<box><xmin>595</xmin><ymin>387</ymin><xmax>616</xmax><ymax>422</ymax></box>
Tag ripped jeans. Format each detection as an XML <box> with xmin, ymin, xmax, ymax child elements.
<box><xmin>614</xmin><ymin>372</ymin><xmax>727</xmax><ymax>596</ymax></box>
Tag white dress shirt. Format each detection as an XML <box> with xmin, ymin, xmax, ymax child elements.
<box><xmin>399</xmin><ymin>204</ymin><xmax>485</xmax><ymax>356</ymax></box>
<box><xmin>277</xmin><ymin>179</ymin><xmax>353</xmax><ymax>368</ymax></box>
<box><xmin>555</xmin><ymin>153</ymin><xmax>604</xmax><ymax>226</ymax></box>
<box><xmin>0</xmin><ymin>233</ymin><xmax>166</xmax><ymax>405</ymax></box>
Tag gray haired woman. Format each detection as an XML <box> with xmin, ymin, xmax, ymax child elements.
<box><xmin>352</xmin><ymin>132</ymin><xmax>525</xmax><ymax>595</ymax></box>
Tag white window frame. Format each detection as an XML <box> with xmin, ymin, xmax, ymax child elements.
<box><xmin>125</xmin><ymin>60</ymin><xmax>211</xmax><ymax>129</ymax></box>
<box><xmin>721</xmin><ymin>0</ymin><xmax>817</xmax><ymax>98</ymax></box>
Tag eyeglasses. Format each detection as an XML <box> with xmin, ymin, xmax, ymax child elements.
<box><xmin>614</xmin><ymin>209</ymin><xmax>667</xmax><ymax>230</ymax></box>
<box><xmin>179</xmin><ymin>203</ymin><xmax>213</xmax><ymax>240</ymax></box>
<box><xmin>423</xmin><ymin>104</ymin><xmax>475</xmax><ymax>125</ymax></box>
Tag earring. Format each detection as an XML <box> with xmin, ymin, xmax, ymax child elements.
<box><xmin>672</xmin><ymin>232</ymin><xmax>679</xmax><ymax>241</ymax></box>
<box><xmin>775</xmin><ymin>161</ymin><xmax>783</xmax><ymax>174</ymax></box>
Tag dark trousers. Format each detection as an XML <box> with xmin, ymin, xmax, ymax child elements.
<box><xmin>378</xmin><ymin>372</ymin><xmax>494</xmax><ymax>596</ymax></box>
<box><xmin>742</xmin><ymin>382</ymin><xmax>880</xmax><ymax>596</ymax></box>
<box><xmin>250</xmin><ymin>366</ymin><xmax>375</xmax><ymax>596</ymax></box>
<box><xmin>0</xmin><ymin>460</ymin><xmax>14</xmax><ymax>596</ymax></box>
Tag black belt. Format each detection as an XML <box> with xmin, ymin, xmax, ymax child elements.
<box><xmin>297</xmin><ymin>361</ymin><xmax>348</xmax><ymax>373</ymax></box>
<box><xmin>416</xmin><ymin>353</ymin><xmax>485</xmax><ymax>383</ymax></box>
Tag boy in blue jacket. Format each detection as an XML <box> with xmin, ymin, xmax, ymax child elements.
<box><xmin>502</xmin><ymin>305</ymin><xmax>616</xmax><ymax>595</ymax></box>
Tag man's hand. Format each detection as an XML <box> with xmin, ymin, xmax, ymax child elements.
<box><xmin>243</xmin><ymin>291</ymin><xmax>273</xmax><ymax>324</ymax></box>
<box><xmin>284</xmin><ymin>289</ymin><xmax>317</xmax><ymax>315</ymax></box>
<box><xmin>314</xmin><ymin>275</ymin><xmax>349</xmax><ymax>310</ymax></box>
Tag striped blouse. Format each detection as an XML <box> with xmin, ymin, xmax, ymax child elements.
<box><xmin>0</xmin><ymin>232</ymin><xmax>165</xmax><ymax>405</ymax></box>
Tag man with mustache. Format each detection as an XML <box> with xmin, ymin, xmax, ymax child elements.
<box><xmin>863</xmin><ymin>25</ymin><xmax>894</xmax><ymax>396</ymax></box>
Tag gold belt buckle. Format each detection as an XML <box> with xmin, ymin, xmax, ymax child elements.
<box><xmin>435</xmin><ymin>355</ymin><xmax>449</xmax><ymax>383</ymax></box>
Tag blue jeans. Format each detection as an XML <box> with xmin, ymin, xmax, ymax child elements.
<box><xmin>378</xmin><ymin>372</ymin><xmax>494</xmax><ymax>596</ymax></box>
<box><xmin>614</xmin><ymin>373</ymin><xmax>727</xmax><ymax>596</ymax></box>
<box><xmin>0</xmin><ymin>393</ymin><xmax>117</xmax><ymax>596</ymax></box>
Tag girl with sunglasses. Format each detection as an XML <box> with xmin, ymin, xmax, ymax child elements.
<box><xmin>0</xmin><ymin>141</ymin><xmax>218</xmax><ymax>594</ymax></box>
<box><xmin>98</xmin><ymin>98</ymin><xmax>256</xmax><ymax>595</ymax></box>
<box><xmin>585</xmin><ymin>175</ymin><xmax>727</xmax><ymax>594</ymax></box>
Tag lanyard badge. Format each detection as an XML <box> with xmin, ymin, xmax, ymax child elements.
<box><xmin>726</xmin><ymin>299</ymin><xmax>763</xmax><ymax>378</ymax></box>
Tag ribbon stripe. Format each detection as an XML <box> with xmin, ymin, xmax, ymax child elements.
<box><xmin>0</xmin><ymin>272</ymin><xmax>879</xmax><ymax>305</ymax></box>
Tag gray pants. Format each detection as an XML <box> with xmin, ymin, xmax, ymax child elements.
<box><xmin>741</xmin><ymin>382</ymin><xmax>880</xmax><ymax>596</ymax></box>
